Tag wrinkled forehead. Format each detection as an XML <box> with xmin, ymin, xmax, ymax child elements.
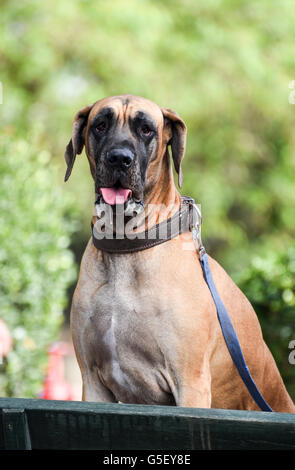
<box><xmin>88</xmin><ymin>95</ymin><xmax>164</xmax><ymax>126</ymax></box>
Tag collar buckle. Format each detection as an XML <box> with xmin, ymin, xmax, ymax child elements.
<box><xmin>190</xmin><ymin>202</ymin><xmax>206</xmax><ymax>256</ymax></box>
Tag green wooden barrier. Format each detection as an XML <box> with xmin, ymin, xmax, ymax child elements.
<box><xmin>1</xmin><ymin>397</ymin><xmax>295</xmax><ymax>450</ymax></box>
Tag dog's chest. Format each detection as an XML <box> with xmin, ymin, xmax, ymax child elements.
<box><xmin>90</xmin><ymin>254</ymin><xmax>178</xmax><ymax>403</ymax></box>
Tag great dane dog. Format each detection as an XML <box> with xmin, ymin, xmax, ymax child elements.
<box><xmin>65</xmin><ymin>94</ymin><xmax>295</xmax><ymax>412</ymax></box>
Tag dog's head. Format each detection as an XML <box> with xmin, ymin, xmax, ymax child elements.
<box><xmin>64</xmin><ymin>95</ymin><xmax>186</xmax><ymax>207</ymax></box>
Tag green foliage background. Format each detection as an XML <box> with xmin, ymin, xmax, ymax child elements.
<box><xmin>1</xmin><ymin>0</ymin><xmax>294</xmax><ymax>399</ymax></box>
<box><xmin>0</xmin><ymin>132</ymin><xmax>77</xmax><ymax>397</ymax></box>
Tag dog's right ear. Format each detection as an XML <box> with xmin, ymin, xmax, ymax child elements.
<box><xmin>64</xmin><ymin>104</ymin><xmax>93</xmax><ymax>182</ymax></box>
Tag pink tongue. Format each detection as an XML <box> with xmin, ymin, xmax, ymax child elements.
<box><xmin>100</xmin><ymin>187</ymin><xmax>132</xmax><ymax>205</ymax></box>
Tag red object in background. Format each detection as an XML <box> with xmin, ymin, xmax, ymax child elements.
<box><xmin>0</xmin><ymin>319</ymin><xmax>13</xmax><ymax>360</ymax></box>
<box><xmin>41</xmin><ymin>342</ymin><xmax>73</xmax><ymax>401</ymax></box>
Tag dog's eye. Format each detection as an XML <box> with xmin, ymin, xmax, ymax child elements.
<box><xmin>96</xmin><ymin>121</ymin><xmax>107</xmax><ymax>133</ymax></box>
<box><xmin>140</xmin><ymin>125</ymin><xmax>153</xmax><ymax>137</ymax></box>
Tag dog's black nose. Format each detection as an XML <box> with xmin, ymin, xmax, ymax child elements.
<box><xmin>106</xmin><ymin>148</ymin><xmax>134</xmax><ymax>170</ymax></box>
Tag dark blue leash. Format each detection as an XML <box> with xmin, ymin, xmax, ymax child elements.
<box><xmin>191</xmin><ymin>203</ymin><xmax>273</xmax><ymax>412</ymax></box>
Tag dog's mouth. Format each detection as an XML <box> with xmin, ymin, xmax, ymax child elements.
<box><xmin>99</xmin><ymin>186</ymin><xmax>132</xmax><ymax>206</ymax></box>
<box><xmin>96</xmin><ymin>185</ymin><xmax>144</xmax><ymax>219</ymax></box>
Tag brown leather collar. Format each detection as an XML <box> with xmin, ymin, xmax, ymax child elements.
<box><xmin>91</xmin><ymin>196</ymin><xmax>197</xmax><ymax>254</ymax></box>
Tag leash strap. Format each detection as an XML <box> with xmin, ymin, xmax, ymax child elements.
<box><xmin>195</xmin><ymin>219</ymin><xmax>273</xmax><ymax>411</ymax></box>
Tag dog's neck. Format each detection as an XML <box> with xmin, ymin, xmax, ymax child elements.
<box><xmin>143</xmin><ymin>158</ymin><xmax>181</xmax><ymax>228</ymax></box>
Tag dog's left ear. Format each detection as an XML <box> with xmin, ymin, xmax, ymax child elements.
<box><xmin>64</xmin><ymin>104</ymin><xmax>93</xmax><ymax>182</ymax></box>
<box><xmin>161</xmin><ymin>107</ymin><xmax>187</xmax><ymax>188</ymax></box>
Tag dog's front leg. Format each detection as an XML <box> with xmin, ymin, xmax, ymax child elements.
<box><xmin>82</xmin><ymin>369</ymin><xmax>117</xmax><ymax>403</ymax></box>
<box><xmin>71</xmin><ymin>301</ymin><xmax>117</xmax><ymax>403</ymax></box>
<box><xmin>73</xmin><ymin>337</ymin><xmax>117</xmax><ymax>403</ymax></box>
<box><xmin>177</xmin><ymin>384</ymin><xmax>211</xmax><ymax>408</ymax></box>
<box><xmin>175</xmin><ymin>359</ymin><xmax>212</xmax><ymax>408</ymax></box>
